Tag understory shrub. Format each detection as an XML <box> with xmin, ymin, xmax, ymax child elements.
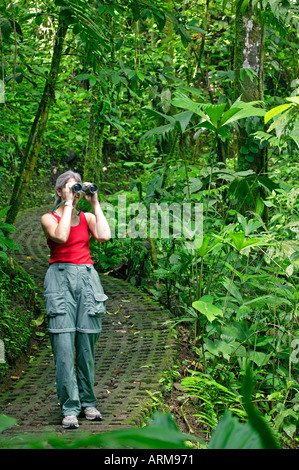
<box><xmin>90</xmin><ymin>156</ymin><xmax>299</xmax><ymax>446</ymax></box>
<box><xmin>0</xmin><ymin>259</ymin><xmax>43</xmax><ymax>378</ymax></box>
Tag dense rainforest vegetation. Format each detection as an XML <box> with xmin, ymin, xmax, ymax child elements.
<box><xmin>0</xmin><ymin>0</ymin><xmax>298</xmax><ymax>448</ymax></box>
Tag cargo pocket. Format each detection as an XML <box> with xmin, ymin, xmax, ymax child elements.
<box><xmin>88</xmin><ymin>292</ymin><xmax>108</xmax><ymax>316</ymax></box>
<box><xmin>44</xmin><ymin>292</ymin><xmax>66</xmax><ymax>317</ymax></box>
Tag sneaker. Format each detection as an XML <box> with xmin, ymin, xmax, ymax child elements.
<box><xmin>83</xmin><ymin>406</ymin><xmax>102</xmax><ymax>421</ymax></box>
<box><xmin>62</xmin><ymin>415</ymin><xmax>79</xmax><ymax>429</ymax></box>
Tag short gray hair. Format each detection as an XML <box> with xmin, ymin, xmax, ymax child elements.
<box><xmin>54</xmin><ymin>170</ymin><xmax>82</xmax><ymax>206</ymax></box>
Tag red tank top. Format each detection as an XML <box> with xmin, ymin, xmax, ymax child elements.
<box><xmin>47</xmin><ymin>211</ymin><xmax>94</xmax><ymax>265</ymax></box>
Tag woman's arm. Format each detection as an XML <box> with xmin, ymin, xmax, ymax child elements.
<box><xmin>41</xmin><ymin>181</ymin><xmax>75</xmax><ymax>243</ymax></box>
<box><xmin>41</xmin><ymin>205</ymin><xmax>73</xmax><ymax>243</ymax></box>
<box><xmin>85</xmin><ymin>200</ymin><xmax>111</xmax><ymax>242</ymax></box>
<box><xmin>82</xmin><ymin>183</ymin><xmax>111</xmax><ymax>242</ymax></box>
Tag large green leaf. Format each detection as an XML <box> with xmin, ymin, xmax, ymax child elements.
<box><xmin>141</xmin><ymin>109</ymin><xmax>193</xmax><ymax>141</ymax></box>
<box><xmin>171</xmin><ymin>93</ymin><xmax>208</xmax><ymax>120</ymax></box>
<box><xmin>178</xmin><ymin>25</ymin><xmax>192</xmax><ymax>47</ymax></box>
<box><xmin>222</xmin><ymin>277</ymin><xmax>243</xmax><ymax>303</ymax></box>
<box><xmin>142</xmin><ymin>107</ymin><xmax>176</xmax><ymax>124</ymax></box>
<box><xmin>204</xmin><ymin>103</ymin><xmax>227</xmax><ymax>127</ymax></box>
<box><xmin>228</xmin><ymin>231</ymin><xmax>269</xmax><ymax>252</ymax></box>
<box><xmin>0</xmin><ymin>413</ymin><xmax>197</xmax><ymax>449</ymax></box>
<box><xmin>237</xmin><ymin>213</ymin><xmax>265</xmax><ymax>235</ymax></box>
<box><xmin>152</xmin><ymin>8</ymin><xmax>166</xmax><ymax>32</ymax></box>
<box><xmin>192</xmin><ymin>298</ymin><xmax>223</xmax><ymax>322</ymax></box>
<box><xmin>0</xmin><ymin>414</ymin><xmax>17</xmax><ymax>433</ymax></box>
<box><xmin>228</xmin><ymin>231</ymin><xmax>245</xmax><ymax>251</ymax></box>
<box><xmin>171</xmin><ymin>94</ymin><xmax>266</xmax><ymax>131</ymax></box>
<box><xmin>194</xmin><ymin>120</ymin><xmax>217</xmax><ymax>133</ymax></box>
<box><xmin>209</xmin><ymin>411</ymin><xmax>264</xmax><ymax>449</ymax></box>
<box><xmin>196</xmin><ymin>235</ymin><xmax>212</xmax><ymax>257</ymax></box>
<box><xmin>69</xmin><ymin>412</ymin><xmax>192</xmax><ymax>449</ymax></box>
<box><xmin>141</xmin><ymin>123</ymin><xmax>175</xmax><ymax>142</ymax></box>
<box><xmin>264</xmin><ymin>103</ymin><xmax>292</xmax><ymax>124</ymax></box>
<box><xmin>241</xmin><ymin>366</ymin><xmax>280</xmax><ymax>449</ymax></box>
<box><xmin>247</xmin><ymin>350</ymin><xmax>269</xmax><ymax>367</ymax></box>
<box><xmin>175</xmin><ymin>111</ymin><xmax>193</xmax><ymax>132</ymax></box>
<box><xmin>179</xmin><ymin>86</ymin><xmax>204</xmax><ymax>98</ymax></box>
<box><xmin>204</xmin><ymin>338</ymin><xmax>237</xmax><ymax>359</ymax></box>
<box><xmin>221</xmin><ymin>105</ymin><xmax>266</xmax><ymax>126</ymax></box>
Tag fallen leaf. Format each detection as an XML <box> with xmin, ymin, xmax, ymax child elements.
<box><xmin>32</xmin><ymin>315</ymin><xmax>45</xmax><ymax>327</ymax></box>
<box><xmin>35</xmin><ymin>331</ymin><xmax>45</xmax><ymax>337</ymax></box>
<box><xmin>107</xmin><ymin>307</ymin><xmax>120</xmax><ymax>315</ymax></box>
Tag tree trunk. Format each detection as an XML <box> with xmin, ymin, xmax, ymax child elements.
<box><xmin>233</xmin><ymin>1</ymin><xmax>268</xmax><ymax>223</ymax></box>
<box><xmin>234</xmin><ymin>1</ymin><xmax>265</xmax><ymax>102</ymax></box>
<box><xmin>6</xmin><ymin>16</ymin><xmax>68</xmax><ymax>225</ymax></box>
<box><xmin>234</xmin><ymin>0</ymin><xmax>266</xmax><ymax>175</ymax></box>
<box><xmin>83</xmin><ymin>84</ymin><xmax>104</xmax><ymax>184</ymax></box>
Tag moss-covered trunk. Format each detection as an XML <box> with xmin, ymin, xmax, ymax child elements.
<box><xmin>83</xmin><ymin>84</ymin><xmax>104</xmax><ymax>184</ymax></box>
<box><xmin>234</xmin><ymin>0</ymin><xmax>266</xmax><ymax>175</ymax></box>
<box><xmin>6</xmin><ymin>16</ymin><xmax>68</xmax><ymax>225</ymax></box>
<box><xmin>233</xmin><ymin>1</ymin><xmax>268</xmax><ymax>223</ymax></box>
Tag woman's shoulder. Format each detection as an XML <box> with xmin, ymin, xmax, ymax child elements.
<box><xmin>41</xmin><ymin>212</ymin><xmax>59</xmax><ymax>225</ymax></box>
<box><xmin>82</xmin><ymin>211</ymin><xmax>93</xmax><ymax>222</ymax></box>
<box><xmin>81</xmin><ymin>211</ymin><xmax>95</xmax><ymax>229</ymax></box>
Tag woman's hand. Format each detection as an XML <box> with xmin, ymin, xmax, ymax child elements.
<box><xmin>83</xmin><ymin>182</ymin><xmax>111</xmax><ymax>242</ymax></box>
<box><xmin>82</xmin><ymin>182</ymin><xmax>99</xmax><ymax>206</ymax></box>
<box><xmin>65</xmin><ymin>181</ymin><xmax>76</xmax><ymax>204</ymax></box>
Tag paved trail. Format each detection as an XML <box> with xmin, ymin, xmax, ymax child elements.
<box><xmin>0</xmin><ymin>206</ymin><xmax>175</xmax><ymax>437</ymax></box>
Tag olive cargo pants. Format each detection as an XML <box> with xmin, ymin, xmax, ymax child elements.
<box><xmin>44</xmin><ymin>263</ymin><xmax>107</xmax><ymax>417</ymax></box>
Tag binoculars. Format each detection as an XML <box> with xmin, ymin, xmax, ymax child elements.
<box><xmin>72</xmin><ymin>183</ymin><xmax>98</xmax><ymax>195</ymax></box>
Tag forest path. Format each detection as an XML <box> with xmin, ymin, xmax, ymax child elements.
<box><xmin>0</xmin><ymin>205</ymin><xmax>175</xmax><ymax>438</ymax></box>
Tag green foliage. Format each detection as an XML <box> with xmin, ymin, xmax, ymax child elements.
<box><xmin>0</xmin><ymin>369</ymin><xmax>281</xmax><ymax>449</ymax></box>
<box><xmin>240</xmin><ymin>366</ymin><xmax>280</xmax><ymax>449</ymax></box>
<box><xmin>92</xmin><ymin>153</ymin><xmax>298</xmax><ymax>446</ymax></box>
<box><xmin>0</xmin><ymin>414</ymin><xmax>17</xmax><ymax>434</ymax></box>
<box><xmin>208</xmin><ymin>411</ymin><xmax>264</xmax><ymax>448</ymax></box>
<box><xmin>0</xmin><ymin>412</ymin><xmax>194</xmax><ymax>449</ymax></box>
<box><xmin>171</xmin><ymin>93</ymin><xmax>266</xmax><ymax>133</ymax></box>
<box><xmin>0</xmin><ymin>0</ymin><xmax>298</xmax><ymax>449</ymax></box>
<box><xmin>208</xmin><ymin>366</ymin><xmax>280</xmax><ymax>449</ymax></box>
<box><xmin>0</xmin><ymin>260</ymin><xmax>42</xmax><ymax>378</ymax></box>
<box><xmin>180</xmin><ymin>372</ymin><xmax>245</xmax><ymax>430</ymax></box>
<box><xmin>0</xmin><ymin>207</ymin><xmax>21</xmax><ymax>261</ymax></box>
<box><xmin>254</xmin><ymin>93</ymin><xmax>299</xmax><ymax>150</ymax></box>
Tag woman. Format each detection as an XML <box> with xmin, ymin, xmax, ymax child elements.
<box><xmin>41</xmin><ymin>170</ymin><xmax>111</xmax><ymax>429</ymax></box>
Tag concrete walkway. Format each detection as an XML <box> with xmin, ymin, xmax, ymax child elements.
<box><xmin>0</xmin><ymin>206</ymin><xmax>175</xmax><ymax>436</ymax></box>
